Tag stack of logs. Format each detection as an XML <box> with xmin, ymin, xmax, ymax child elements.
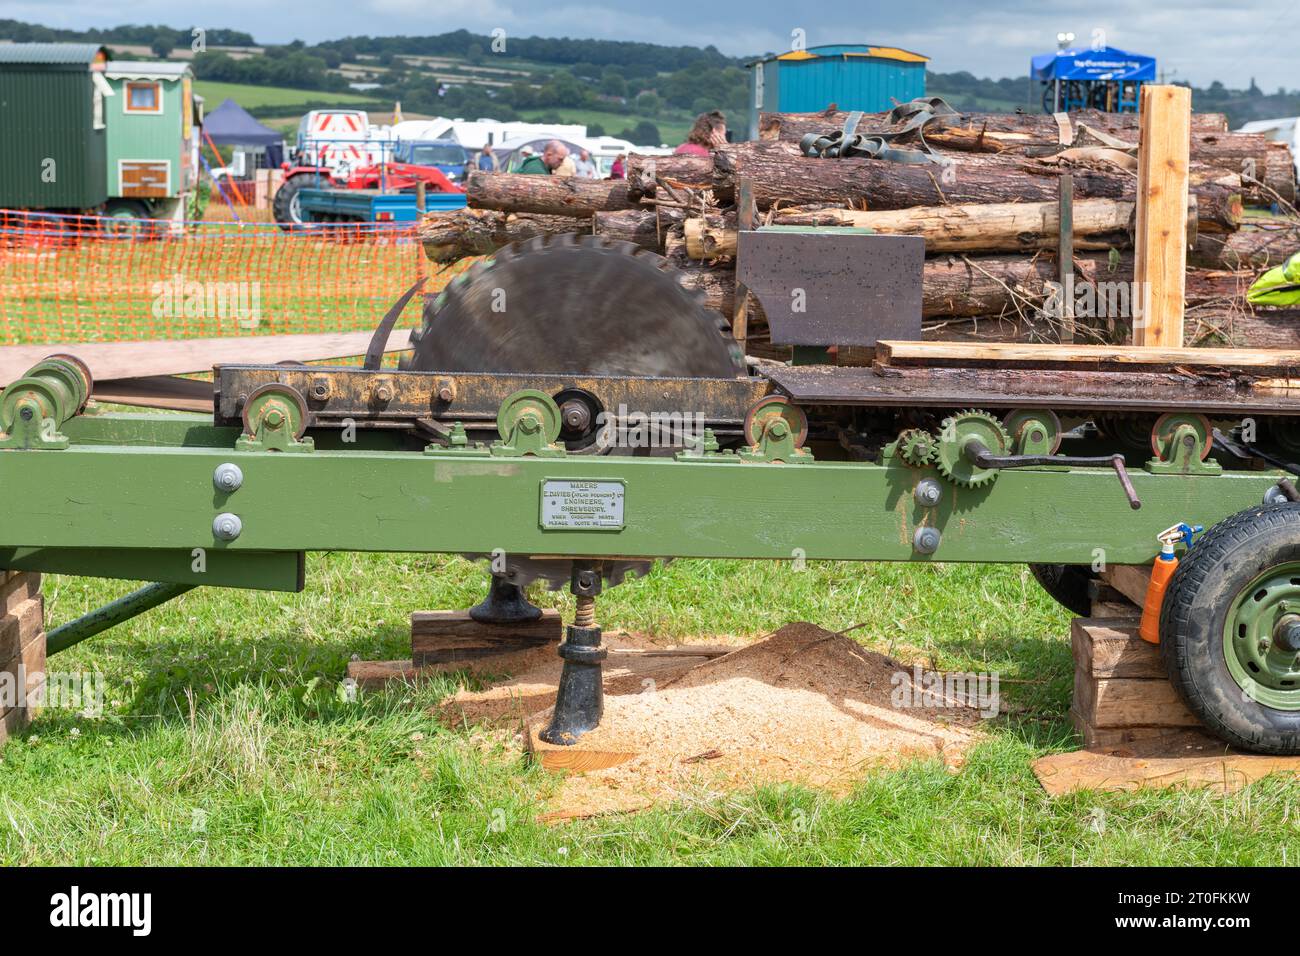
<box><xmin>419</xmin><ymin>106</ymin><xmax>1300</xmax><ymax>358</ymax></box>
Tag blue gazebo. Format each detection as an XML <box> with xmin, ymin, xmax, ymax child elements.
<box><xmin>1030</xmin><ymin>46</ymin><xmax>1156</xmax><ymax>114</ymax></box>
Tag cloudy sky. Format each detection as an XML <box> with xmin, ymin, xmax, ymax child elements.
<box><xmin>5</xmin><ymin>0</ymin><xmax>1296</xmax><ymax>90</ymax></box>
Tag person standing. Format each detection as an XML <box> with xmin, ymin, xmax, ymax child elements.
<box><xmin>518</xmin><ymin>140</ymin><xmax>574</xmax><ymax>176</ymax></box>
<box><xmin>548</xmin><ymin>141</ymin><xmax>577</xmax><ymax>177</ymax></box>
<box><xmin>609</xmin><ymin>153</ymin><xmax>626</xmax><ymax>179</ymax></box>
<box><xmin>675</xmin><ymin>110</ymin><xmax>727</xmax><ymax>156</ymax></box>
<box><xmin>573</xmin><ymin>148</ymin><xmax>598</xmax><ymax>178</ymax></box>
<box><xmin>476</xmin><ymin>145</ymin><xmax>498</xmax><ymax>172</ymax></box>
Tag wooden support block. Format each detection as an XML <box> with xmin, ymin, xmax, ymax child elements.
<box><xmin>411</xmin><ymin>609</ymin><xmax>562</xmax><ymax>666</ymax></box>
<box><xmin>0</xmin><ymin>597</ymin><xmax>44</xmax><ymax>674</ymax></box>
<box><xmin>1072</xmin><ymin>670</ymin><xmax>1199</xmax><ymax>729</ymax></box>
<box><xmin>1132</xmin><ymin>84</ymin><xmax>1192</xmax><ymax>348</ymax></box>
<box><xmin>526</xmin><ymin>719</ymin><xmax>638</xmax><ymax>772</ymax></box>
<box><xmin>0</xmin><ymin>582</ymin><xmax>45</xmax><ymax>742</ymax></box>
<box><xmin>0</xmin><ymin>571</ymin><xmax>40</xmax><ymax>610</ymax></box>
<box><xmin>1100</xmin><ymin>564</ymin><xmax>1151</xmax><ymax>608</ymax></box>
<box><xmin>1070</xmin><ymin>618</ymin><xmax>1199</xmax><ymax>746</ymax></box>
<box><xmin>1071</xmin><ymin>618</ymin><xmax>1165</xmax><ymax>679</ymax></box>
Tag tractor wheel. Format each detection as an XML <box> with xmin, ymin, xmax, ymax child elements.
<box><xmin>1028</xmin><ymin>563</ymin><xmax>1096</xmax><ymax>617</ymax></box>
<box><xmin>272</xmin><ymin>175</ymin><xmax>310</xmax><ymax>230</ymax></box>
<box><xmin>1161</xmin><ymin>503</ymin><xmax>1300</xmax><ymax>754</ymax></box>
<box><xmin>102</xmin><ymin>199</ymin><xmax>153</xmax><ymax>239</ymax></box>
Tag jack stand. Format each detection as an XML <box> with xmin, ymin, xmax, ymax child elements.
<box><xmin>539</xmin><ymin>562</ymin><xmax>606</xmax><ymax>746</ymax></box>
<box><xmin>468</xmin><ymin>573</ymin><xmax>542</xmax><ymax>624</ymax></box>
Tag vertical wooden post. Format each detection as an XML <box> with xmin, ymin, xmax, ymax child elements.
<box><xmin>732</xmin><ymin>179</ymin><xmax>755</xmax><ymax>348</ymax></box>
<box><xmin>1058</xmin><ymin>173</ymin><xmax>1075</xmax><ymax>343</ymax></box>
<box><xmin>1132</xmin><ymin>84</ymin><xmax>1191</xmax><ymax>348</ymax></box>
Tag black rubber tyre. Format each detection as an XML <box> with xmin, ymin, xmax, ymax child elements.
<box><xmin>1028</xmin><ymin>563</ymin><xmax>1096</xmax><ymax>616</ymax></box>
<box><xmin>1160</xmin><ymin>503</ymin><xmax>1300</xmax><ymax>754</ymax></box>
<box><xmin>272</xmin><ymin>175</ymin><xmax>310</xmax><ymax>229</ymax></box>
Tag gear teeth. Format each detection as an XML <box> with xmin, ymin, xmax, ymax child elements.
<box><xmin>934</xmin><ymin>409</ymin><xmax>1010</xmax><ymax>488</ymax></box>
<box><xmin>898</xmin><ymin>428</ymin><xmax>936</xmax><ymax>467</ymax></box>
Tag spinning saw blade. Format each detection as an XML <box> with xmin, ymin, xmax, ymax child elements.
<box><xmin>403</xmin><ymin>235</ymin><xmax>745</xmax><ymax>377</ymax></box>
<box><xmin>402</xmin><ymin>235</ymin><xmax>746</xmax><ymax>589</ymax></box>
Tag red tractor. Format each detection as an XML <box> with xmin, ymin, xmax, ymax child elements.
<box><xmin>273</xmin><ymin>151</ymin><xmax>465</xmax><ymax>229</ymax></box>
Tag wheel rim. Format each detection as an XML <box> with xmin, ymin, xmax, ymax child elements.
<box><xmin>289</xmin><ymin>191</ymin><xmax>303</xmax><ymax>223</ymax></box>
<box><xmin>1223</xmin><ymin>563</ymin><xmax>1300</xmax><ymax>710</ymax></box>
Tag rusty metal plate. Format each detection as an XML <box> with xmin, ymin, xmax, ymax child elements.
<box><xmin>737</xmin><ymin>231</ymin><xmax>924</xmax><ymax>346</ymax></box>
<box><xmin>214</xmin><ymin>365</ymin><xmax>767</xmax><ymax>430</ymax></box>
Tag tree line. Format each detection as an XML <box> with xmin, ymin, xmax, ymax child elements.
<box><xmin>2</xmin><ymin>19</ymin><xmax>1296</xmax><ymax>130</ymax></box>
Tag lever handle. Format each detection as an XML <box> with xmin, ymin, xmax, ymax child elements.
<box><xmin>964</xmin><ymin>440</ymin><xmax>1142</xmax><ymax>510</ymax></box>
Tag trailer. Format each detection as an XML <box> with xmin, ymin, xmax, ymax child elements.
<box><xmin>295</xmin><ymin>186</ymin><xmax>465</xmax><ymax>224</ymax></box>
<box><xmin>101</xmin><ymin>60</ymin><xmax>201</xmax><ymax>229</ymax></box>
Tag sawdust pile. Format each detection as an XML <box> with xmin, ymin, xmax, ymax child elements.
<box><xmin>440</xmin><ymin>621</ymin><xmax>987</xmax><ymax>819</ymax></box>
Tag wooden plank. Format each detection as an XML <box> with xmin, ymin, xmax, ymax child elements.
<box><xmin>1071</xmin><ymin>618</ymin><xmax>1164</xmax><ymax>679</ymax></box>
<box><xmin>876</xmin><ymin>340</ymin><xmax>1300</xmax><ymax>372</ymax></box>
<box><xmin>1132</xmin><ymin>84</ymin><xmax>1192</xmax><ymax>348</ymax></box>
<box><xmin>0</xmin><ymin>329</ymin><xmax>417</xmax><ymax>387</ymax></box>
<box><xmin>1101</xmin><ymin>565</ymin><xmax>1151</xmax><ymax>607</ymax></box>
<box><xmin>766</xmin><ymin>362</ymin><xmax>1300</xmax><ymax>416</ymax></box>
<box><xmin>1035</xmin><ymin>730</ymin><xmax>1300</xmax><ymax>795</ymax></box>
<box><xmin>410</xmin><ymin>609</ymin><xmax>562</xmax><ymax>665</ymax></box>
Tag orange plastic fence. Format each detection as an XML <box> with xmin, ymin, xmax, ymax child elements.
<box><xmin>0</xmin><ymin>209</ymin><xmax>467</xmax><ymax>347</ymax></box>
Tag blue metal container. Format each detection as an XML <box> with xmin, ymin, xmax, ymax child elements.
<box><xmin>746</xmin><ymin>44</ymin><xmax>928</xmax><ymax>140</ymax></box>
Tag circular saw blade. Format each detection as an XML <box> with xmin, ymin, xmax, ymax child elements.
<box><xmin>404</xmin><ymin>234</ymin><xmax>744</xmax><ymax>377</ymax></box>
<box><xmin>405</xmin><ymin>235</ymin><xmax>742</xmax><ymax>592</ymax></box>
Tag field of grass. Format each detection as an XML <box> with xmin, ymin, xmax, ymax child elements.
<box><xmin>2</xmin><ymin>545</ymin><xmax>1296</xmax><ymax>865</ymax></box>
<box><xmin>193</xmin><ymin>81</ymin><xmax>381</xmax><ymax>111</ymax></box>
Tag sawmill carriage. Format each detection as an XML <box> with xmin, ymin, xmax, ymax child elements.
<box><xmin>9</xmin><ymin>90</ymin><xmax>1300</xmax><ymax>757</ymax></box>
<box><xmin>8</xmin><ymin>227</ymin><xmax>1300</xmax><ymax>756</ymax></box>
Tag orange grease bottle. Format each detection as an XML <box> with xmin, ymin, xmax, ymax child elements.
<box><xmin>1139</xmin><ymin>523</ymin><xmax>1199</xmax><ymax>644</ymax></box>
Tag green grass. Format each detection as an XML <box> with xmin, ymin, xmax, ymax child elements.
<box><xmin>3</xmin><ymin>552</ymin><xmax>1297</xmax><ymax>865</ymax></box>
<box><xmin>192</xmin><ymin>81</ymin><xmax>380</xmax><ymax>110</ymax></box>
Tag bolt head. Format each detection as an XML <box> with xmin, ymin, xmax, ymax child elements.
<box><xmin>914</xmin><ymin>479</ymin><xmax>942</xmax><ymax>507</ymax></box>
<box><xmin>913</xmin><ymin>525</ymin><xmax>941</xmax><ymax>555</ymax></box>
<box><xmin>212</xmin><ymin>512</ymin><xmax>242</xmax><ymax>541</ymax></box>
<box><xmin>212</xmin><ymin>462</ymin><xmax>243</xmax><ymax>493</ymax></box>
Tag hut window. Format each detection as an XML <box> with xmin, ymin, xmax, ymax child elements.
<box><xmin>125</xmin><ymin>82</ymin><xmax>162</xmax><ymax>114</ymax></box>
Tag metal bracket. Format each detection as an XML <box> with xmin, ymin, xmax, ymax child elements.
<box><xmin>423</xmin><ymin>421</ymin><xmax>491</xmax><ymax>457</ymax></box>
<box><xmin>1147</xmin><ymin>415</ymin><xmax>1221</xmax><ymax>475</ymax></box>
<box><xmin>490</xmin><ymin>390</ymin><xmax>567</xmax><ymax>458</ymax></box>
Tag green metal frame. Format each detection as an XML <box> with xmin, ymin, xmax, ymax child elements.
<box><xmin>0</xmin><ymin>413</ymin><xmax>1282</xmax><ymax>571</ymax></box>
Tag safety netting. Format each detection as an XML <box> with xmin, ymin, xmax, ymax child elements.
<box><xmin>0</xmin><ymin>209</ymin><xmax>467</xmax><ymax>346</ymax></box>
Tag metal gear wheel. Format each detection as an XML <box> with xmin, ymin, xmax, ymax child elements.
<box><xmin>897</xmin><ymin>428</ymin><xmax>936</xmax><ymax>467</ymax></box>
<box><xmin>934</xmin><ymin>409</ymin><xmax>1011</xmax><ymax>488</ymax></box>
